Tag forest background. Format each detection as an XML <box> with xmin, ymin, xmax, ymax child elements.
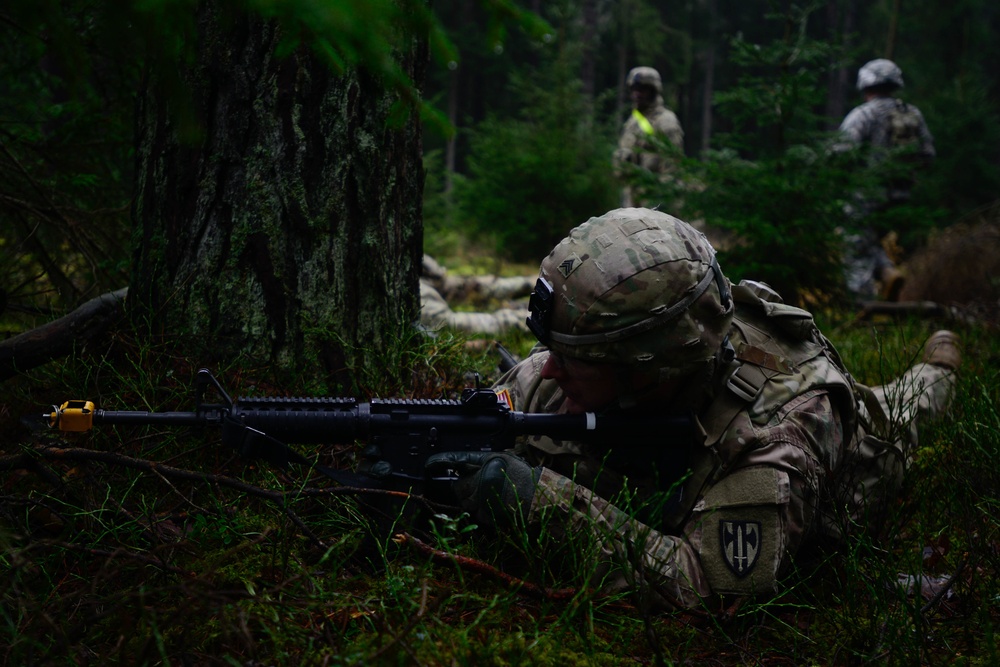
<box><xmin>2</xmin><ymin>0</ymin><xmax>1000</xmax><ymax>664</ymax></box>
<box><xmin>2</xmin><ymin>0</ymin><xmax>999</xmax><ymax>325</ymax></box>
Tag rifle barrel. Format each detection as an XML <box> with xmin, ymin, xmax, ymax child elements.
<box><xmin>95</xmin><ymin>410</ymin><xmax>210</xmax><ymax>426</ymax></box>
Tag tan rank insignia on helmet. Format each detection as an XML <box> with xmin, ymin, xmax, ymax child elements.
<box><xmin>556</xmin><ymin>254</ymin><xmax>582</xmax><ymax>278</ymax></box>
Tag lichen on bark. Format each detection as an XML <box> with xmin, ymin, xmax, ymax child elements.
<box><xmin>130</xmin><ymin>4</ymin><xmax>424</xmax><ymax>387</ymax></box>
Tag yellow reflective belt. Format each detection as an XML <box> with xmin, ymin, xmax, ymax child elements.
<box><xmin>632</xmin><ymin>109</ymin><xmax>655</xmax><ymax>136</ymax></box>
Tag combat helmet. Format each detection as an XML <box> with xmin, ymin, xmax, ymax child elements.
<box><xmin>626</xmin><ymin>66</ymin><xmax>662</xmax><ymax>93</ymax></box>
<box><xmin>856</xmin><ymin>58</ymin><xmax>904</xmax><ymax>91</ymax></box>
<box><xmin>527</xmin><ymin>208</ymin><xmax>734</xmax><ymax>379</ymax></box>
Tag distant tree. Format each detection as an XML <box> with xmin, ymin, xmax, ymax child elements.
<box><xmin>0</xmin><ymin>2</ymin><xmax>136</xmax><ymax>320</ymax></box>
<box><xmin>452</xmin><ymin>55</ymin><xmax>619</xmax><ymax>261</ymax></box>
<box><xmin>670</xmin><ymin>4</ymin><xmax>855</xmax><ymax>304</ymax></box>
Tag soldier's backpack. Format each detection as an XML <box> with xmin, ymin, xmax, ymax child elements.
<box><xmin>883</xmin><ymin>99</ymin><xmax>927</xmax><ymax>197</ymax></box>
<box><xmin>887</xmin><ymin>99</ymin><xmax>922</xmax><ymax>150</ymax></box>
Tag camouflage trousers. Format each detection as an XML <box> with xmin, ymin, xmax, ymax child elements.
<box><xmin>843</xmin><ymin>228</ymin><xmax>894</xmax><ymax>299</ymax></box>
<box><xmin>841</xmin><ymin>360</ymin><xmax>957</xmax><ymax>528</ymax></box>
<box><xmin>875</xmin><ymin>361</ymin><xmax>955</xmax><ymax>455</ymax></box>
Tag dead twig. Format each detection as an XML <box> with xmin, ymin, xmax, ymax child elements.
<box><xmin>21</xmin><ymin>443</ymin><xmax>451</xmax><ymax>509</ymax></box>
<box><xmin>920</xmin><ymin>559</ymin><xmax>967</xmax><ymax>616</ymax></box>
<box><xmin>14</xmin><ymin>443</ymin><xmax>457</xmax><ymax>548</ymax></box>
<box><xmin>394</xmin><ymin>532</ymin><xmax>581</xmax><ymax>601</ymax></box>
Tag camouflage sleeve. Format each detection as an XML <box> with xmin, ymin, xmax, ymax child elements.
<box><xmin>524</xmin><ymin>389</ymin><xmax>844</xmax><ymax>609</ymax></box>
<box><xmin>612</xmin><ymin>119</ymin><xmax>641</xmax><ymax>174</ymax></box>
<box><xmin>653</xmin><ymin>110</ymin><xmax>684</xmax><ymax>150</ymax></box>
<box><xmin>915</xmin><ymin>108</ymin><xmax>936</xmax><ymax>159</ymax></box>
<box><xmin>836</xmin><ymin>105</ymin><xmax>871</xmax><ymax>147</ymax></box>
<box><xmin>528</xmin><ymin>467</ymin><xmax>712</xmax><ymax>609</ymax></box>
<box><xmin>420</xmin><ymin>280</ymin><xmax>527</xmax><ymax>334</ymax></box>
<box><xmin>689</xmin><ymin>390</ymin><xmax>844</xmax><ymax>597</ymax></box>
<box><xmin>419</xmin><ymin>280</ymin><xmax>452</xmax><ymax>330</ymax></box>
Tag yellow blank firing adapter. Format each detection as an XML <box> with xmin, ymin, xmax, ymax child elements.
<box><xmin>48</xmin><ymin>401</ymin><xmax>96</xmax><ymax>431</ymax></box>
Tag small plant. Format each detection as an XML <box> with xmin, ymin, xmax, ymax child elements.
<box><xmin>2</xmin><ymin>299</ymin><xmax>998</xmax><ymax>664</ymax></box>
<box><xmin>446</xmin><ymin>54</ymin><xmax>620</xmax><ymax>262</ymax></box>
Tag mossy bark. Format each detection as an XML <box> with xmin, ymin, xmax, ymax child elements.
<box><xmin>130</xmin><ymin>4</ymin><xmax>425</xmax><ymax>388</ymax></box>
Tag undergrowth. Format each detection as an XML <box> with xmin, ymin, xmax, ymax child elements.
<box><xmin>1</xmin><ymin>313</ymin><xmax>998</xmax><ymax>665</ymax></box>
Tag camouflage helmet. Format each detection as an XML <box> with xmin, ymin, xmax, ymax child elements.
<box><xmin>626</xmin><ymin>66</ymin><xmax>662</xmax><ymax>93</ymax></box>
<box><xmin>527</xmin><ymin>208</ymin><xmax>734</xmax><ymax>378</ymax></box>
<box><xmin>856</xmin><ymin>58</ymin><xmax>904</xmax><ymax>91</ymax></box>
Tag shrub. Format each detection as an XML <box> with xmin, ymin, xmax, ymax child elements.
<box><xmin>448</xmin><ymin>59</ymin><xmax>619</xmax><ymax>261</ymax></box>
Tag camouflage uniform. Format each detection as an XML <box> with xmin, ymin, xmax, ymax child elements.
<box><xmin>492</xmin><ymin>208</ymin><xmax>956</xmax><ymax>609</ymax></box>
<box><xmin>836</xmin><ymin>59</ymin><xmax>935</xmax><ymax>298</ymax></box>
<box><xmin>423</xmin><ymin>254</ymin><xmax>535</xmax><ymax>304</ymax></box>
<box><xmin>418</xmin><ymin>255</ymin><xmax>532</xmax><ymax>335</ymax></box>
<box><xmin>419</xmin><ymin>279</ymin><xmax>527</xmax><ymax>335</ymax></box>
<box><xmin>613</xmin><ymin>67</ymin><xmax>685</xmax><ymax>208</ymax></box>
<box><xmin>838</xmin><ymin>96</ymin><xmax>935</xmax><ymax>169</ymax></box>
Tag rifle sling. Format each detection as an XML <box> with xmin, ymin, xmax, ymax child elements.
<box><xmin>223</xmin><ymin>416</ymin><xmax>372</xmax><ymax>488</ymax></box>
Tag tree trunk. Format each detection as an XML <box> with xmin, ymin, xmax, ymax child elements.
<box><xmin>131</xmin><ymin>4</ymin><xmax>425</xmax><ymax>390</ymax></box>
<box><xmin>824</xmin><ymin>0</ymin><xmax>854</xmax><ymax>131</ymax></box>
<box><xmin>579</xmin><ymin>0</ymin><xmax>598</xmax><ymax>100</ymax></box>
<box><xmin>699</xmin><ymin>0</ymin><xmax>717</xmax><ymax>153</ymax></box>
<box><xmin>885</xmin><ymin>0</ymin><xmax>901</xmax><ymax>59</ymax></box>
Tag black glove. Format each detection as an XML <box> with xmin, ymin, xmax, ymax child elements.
<box><xmin>424</xmin><ymin>451</ymin><xmax>540</xmax><ymax>530</ymax></box>
<box><xmin>359</xmin><ymin>444</ymin><xmax>394</xmax><ymax>480</ymax></box>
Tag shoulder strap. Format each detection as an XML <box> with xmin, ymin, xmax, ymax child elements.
<box><xmin>632</xmin><ymin>108</ymin><xmax>655</xmax><ymax>136</ymax></box>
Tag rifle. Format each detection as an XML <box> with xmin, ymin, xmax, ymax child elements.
<box><xmin>39</xmin><ymin>368</ymin><xmax>694</xmax><ymax>494</ymax></box>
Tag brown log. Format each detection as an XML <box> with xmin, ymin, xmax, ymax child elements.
<box><xmin>0</xmin><ymin>288</ymin><xmax>127</xmax><ymax>381</ymax></box>
<box><xmin>858</xmin><ymin>300</ymin><xmax>947</xmax><ymax>319</ymax></box>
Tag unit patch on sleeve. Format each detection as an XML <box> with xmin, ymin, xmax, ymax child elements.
<box><xmin>720</xmin><ymin>520</ymin><xmax>761</xmax><ymax>578</ymax></box>
<box><xmin>695</xmin><ymin>466</ymin><xmax>789</xmax><ymax>594</ymax></box>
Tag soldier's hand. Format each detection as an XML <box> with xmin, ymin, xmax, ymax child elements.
<box><xmin>358</xmin><ymin>444</ymin><xmax>393</xmax><ymax>480</ymax></box>
<box><xmin>424</xmin><ymin>452</ymin><xmax>540</xmax><ymax>530</ymax></box>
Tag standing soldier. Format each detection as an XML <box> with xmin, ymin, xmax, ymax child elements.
<box><xmin>613</xmin><ymin>67</ymin><xmax>685</xmax><ymax>208</ymax></box>
<box><xmin>836</xmin><ymin>58</ymin><xmax>936</xmax><ymax>301</ymax></box>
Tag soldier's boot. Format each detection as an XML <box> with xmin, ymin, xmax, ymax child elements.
<box><xmin>922</xmin><ymin>330</ymin><xmax>961</xmax><ymax>371</ymax></box>
<box><xmin>879</xmin><ymin>266</ymin><xmax>906</xmax><ymax>302</ymax></box>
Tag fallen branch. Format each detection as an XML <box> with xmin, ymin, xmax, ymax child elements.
<box><xmin>394</xmin><ymin>531</ymin><xmax>581</xmax><ymax>601</ymax></box>
<box><xmin>30</xmin><ymin>539</ymin><xmax>194</xmax><ymax>577</ymax></box>
<box><xmin>8</xmin><ymin>443</ymin><xmax>457</xmax><ymax>546</ymax></box>
<box><xmin>857</xmin><ymin>300</ymin><xmax>947</xmax><ymax>319</ymax></box>
<box><xmin>0</xmin><ymin>287</ymin><xmax>128</xmax><ymax>381</ymax></box>
<box><xmin>856</xmin><ymin>299</ymin><xmax>997</xmax><ymax>329</ymax></box>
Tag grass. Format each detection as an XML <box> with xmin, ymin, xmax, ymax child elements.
<box><xmin>1</xmin><ymin>311</ymin><xmax>999</xmax><ymax>665</ymax></box>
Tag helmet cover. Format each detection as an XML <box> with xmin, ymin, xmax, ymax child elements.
<box><xmin>626</xmin><ymin>66</ymin><xmax>663</xmax><ymax>94</ymax></box>
<box><xmin>527</xmin><ymin>208</ymin><xmax>734</xmax><ymax>377</ymax></box>
<box><xmin>856</xmin><ymin>59</ymin><xmax>904</xmax><ymax>91</ymax></box>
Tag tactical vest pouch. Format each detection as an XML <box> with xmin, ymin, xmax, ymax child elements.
<box><xmin>694</xmin><ymin>466</ymin><xmax>790</xmax><ymax>594</ymax></box>
<box><xmin>888</xmin><ymin>100</ymin><xmax>922</xmax><ymax>150</ymax></box>
<box><xmin>732</xmin><ymin>281</ymin><xmax>822</xmax><ymax>342</ymax></box>
<box><xmin>700</xmin><ymin>282</ymin><xmax>837</xmax><ymax>447</ymax></box>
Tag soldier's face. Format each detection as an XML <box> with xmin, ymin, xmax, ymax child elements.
<box><xmin>540</xmin><ymin>351</ymin><xmax>622</xmax><ymax>413</ymax></box>
<box><xmin>540</xmin><ymin>350</ymin><xmax>682</xmax><ymax>413</ymax></box>
<box><xmin>630</xmin><ymin>84</ymin><xmax>656</xmax><ymax>108</ymax></box>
